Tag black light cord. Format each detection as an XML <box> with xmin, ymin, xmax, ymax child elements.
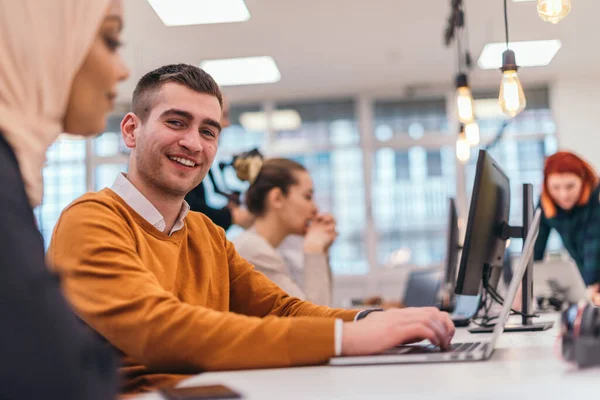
<box><xmin>456</xmin><ymin>24</ymin><xmax>462</xmax><ymax>73</ymax></box>
<box><xmin>462</xmin><ymin>0</ymin><xmax>472</xmax><ymax>68</ymax></box>
<box><xmin>483</xmin><ymin>120</ymin><xmax>510</xmax><ymax>151</ymax></box>
<box><xmin>483</xmin><ymin>273</ymin><xmax>539</xmax><ymax>320</ymax></box>
<box><xmin>503</xmin><ymin>0</ymin><xmax>509</xmax><ymax>48</ymax></box>
<box><xmin>471</xmin><ymin>285</ymin><xmax>499</xmax><ymax>327</ymax></box>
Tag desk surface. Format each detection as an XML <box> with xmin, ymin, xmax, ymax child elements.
<box><xmin>135</xmin><ymin>314</ymin><xmax>599</xmax><ymax>400</ymax></box>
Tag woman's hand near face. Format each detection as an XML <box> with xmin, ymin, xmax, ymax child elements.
<box><xmin>304</xmin><ymin>213</ymin><xmax>338</xmax><ymax>254</ymax></box>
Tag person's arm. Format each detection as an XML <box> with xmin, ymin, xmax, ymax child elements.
<box><xmin>236</xmin><ymin>242</ymin><xmax>308</xmax><ymax>301</ymax></box>
<box><xmin>534</xmin><ymin>214</ymin><xmax>551</xmax><ymax>261</ymax></box>
<box><xmin>302</xmin><ymin>253</ymin><xmax>332</xmax><ymax>306</ymax></box>
<box><xmin>186</xmin><ymin>182</ymin><xmax>233</xmax><ymax>229</ymax></box>
<box><xmin>581</xmin><ymin>217</ymin><xmax>600</xmax><ymax>286</ymax></box>
<box><xmin>298</xmin><ymin>213</ymin><xmax>336</xmax><ymax>305</ymax></box>
<box><xmin>49</xmin><ymin>200</ymin><xmax>342</xmax><ymax>371</ymax></box>
<box><xmin>227</xmin><ymin>237</ymin><xmax>356</xmax><ymax>321</ymax></box>
<box><xmin>0</xmin><ymin>141</ymin><xmax>117</xmax><ymax>400</ymax></box>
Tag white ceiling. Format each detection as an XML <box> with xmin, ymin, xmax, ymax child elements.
<box><xmin>117</xmin><ymin>0</ymin><xmax>600</xmax><ymax>105</ymax></box>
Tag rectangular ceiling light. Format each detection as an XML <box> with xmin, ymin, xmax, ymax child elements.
<box><xmin>239</xmin><ymin>110</ymin><xmax>302</xmax><ymax>132</ymax></box>
<box><xmin>477</xmin><ymin>40</ymin><xmax>562</xmax><ymax>69</ymax></box>
<box><xmin>147</xmin><ymin>0</ymin><xmax>250</xmax><ymax>26</ymax></box>
<box><xmin>200</xmin><ymin>56</ymin><xmax>281</xmax><ymax>86</ymax></box>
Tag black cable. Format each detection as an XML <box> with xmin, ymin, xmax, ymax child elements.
<box><xmin>472</xmin><ymin>268</ymin><xmax>539</xmax><ymax>327</ymax></box>
<box><xmin>462</xmin><ymin>0</ymin><xmax>472</xmax><ymax>69</ymax></box>
<box><xmin>456</xmin><ymin>24</ymin><xmax>462</xmax><ymax>73</ymax></box>
<box><xmin>485</xmin><ymin>276</ymin><xmax>539</xmax><ymax>319</ymax></box>
<box><xmin>483</xmin><ymin>120</ymin><xmax>511</xmax><ymax>151</ymax></box>
<box><xmin>503</xmin><ymin>0</ymin><xmax>509</xmax><ymax>47</ymax></box>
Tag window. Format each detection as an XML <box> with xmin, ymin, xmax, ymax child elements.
<box><xmin>95</xmin><ymin>164</ymin><xmax>128</xmax><ymax>190</ymax></box>
<box><xmin>275</xmin><ymin>100</ymin><xmax>359</xmax><ymax>146</ymax></box>
<box><xmin>372</xmin><ymin>98</ymin><xmax>455</xmax><ymax>267</ymax></box>
<box><xmin>93</xmin><ymin>128</ymin><xmax>129</xmax><ymax>190</ymax></box>
<box><xmin>373</xmin><ymin>147</ymin><xmax>456</xmax><ymax>266</ymax></box>
<box><xmin>374</xmin><ymin>98</ymin><xmax>448</xmax><ymax>141</ymax></box>
<box><xmin>395</xmin><ymin>152</ymin><xmax>410</xmax><ymax>180</ymax></box>
<box><xmin>427</xmin><ymin>150</ymin><xmax>443</xmax><ymax>177</ymax></box>
<box><xmin>35</xmin><ymin>137</ymin><xmax>87</xmax><ymax>247</ymax></box>
<box><xmin>272</xmin><ymin>100</ymin><xmax>367</xmax><ymax>274</ymax></box>
<box><xmin>35</xmin><ymin>114</ymin><xmax>129</xmax><ymax>248</ymax></box>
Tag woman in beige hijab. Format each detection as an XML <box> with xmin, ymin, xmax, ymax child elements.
<box><xmin>0</xmin><ymin>1</ymin><xmax>128</xmax><ymax>399</ymax></box>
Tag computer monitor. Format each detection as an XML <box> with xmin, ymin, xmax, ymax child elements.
<box><xmin>455</xmin><ymin>149</ymin><xmax>553</xmax><ymax>332</ymax></box>
<box><xmin>455</xmin><ymin>150</ymin><xmax>510</xmax><ymax>297</ymax></box>
<box><xmin>444</xmin><ymin>198</ymin><xmax>460</xmax><ymax>289</ymax></box>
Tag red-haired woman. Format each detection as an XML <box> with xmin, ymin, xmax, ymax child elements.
<box><xmin>534</xmin><ymin>151</ymin><xmax>600</xmax><ymax>304</ymax></box>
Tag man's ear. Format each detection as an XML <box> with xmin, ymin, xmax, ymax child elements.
<box><xmin>121</xmin><ymin>112</ymin><xmax>140</xmax><ymax>149</ymax></box>
<box><xmin>267</xmin><ymin>187</ymin><xmax>284</xmax><ymax>210</ymax></box>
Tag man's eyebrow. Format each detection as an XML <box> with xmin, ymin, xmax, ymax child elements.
<box><xmin>159</xmin><ymin>108</ymin><xmax>194</xmax><ymax>120</ymax></box>
<box><xmin>203</xmin><ymin>118</ymin><xmax>222</xmax><ymax>133</ymax></box>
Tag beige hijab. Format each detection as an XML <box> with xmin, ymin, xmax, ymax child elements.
<box><xmin>0</xmin><ymin>0</ymin><xmax>110</xmax><ymax>206</ymax></box>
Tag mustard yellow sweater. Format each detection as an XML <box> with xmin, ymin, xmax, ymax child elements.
<box><xmin>48</xmin><ymin>189</ymin><xmax>357</xmax><ymax>395</ymax></box>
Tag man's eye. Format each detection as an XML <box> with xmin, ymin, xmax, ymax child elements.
<box><xmin>167</xmin><ymin>120</ymin><xmax>183</xmax><ymax>127</ymax></box>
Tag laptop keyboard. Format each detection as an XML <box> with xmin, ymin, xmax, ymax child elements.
<box><xmin>385</xmin><ymin>342</ymin><xmax>483</xmax><ymax>355</ymax></box>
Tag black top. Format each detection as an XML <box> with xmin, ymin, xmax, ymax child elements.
<box><xmin>0</xmin><ymin>133</ymin><xmax>118</xmax><ymax>399</ymax></box>
<box><xmin>185</xmin><ymin>182</ymin><xmax>233</xmax><ymax>230</ymax></box>
<box><xmin>534</xmin><ymin>185</ymin><xmax>600</xmax><ymax>286</ymax></box>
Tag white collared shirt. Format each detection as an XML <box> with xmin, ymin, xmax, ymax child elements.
<box><xmin>110</xmin><ymin>173</ymin><xmax>190</xmax><ymax>235</ymax></box>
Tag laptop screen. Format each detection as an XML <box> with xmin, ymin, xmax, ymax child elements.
<box><xmin>487</xmin><ymin>208</ymin><xmax>542</xmax><ymax>350</ymax></box>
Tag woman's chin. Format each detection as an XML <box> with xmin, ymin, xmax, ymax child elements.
<box><xmin>558</xmin><ymin>202</ymin><xmax>575</xmax><ymax>211</ymax></box>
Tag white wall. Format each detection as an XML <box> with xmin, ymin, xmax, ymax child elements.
<box><xmin>550</xmin><ymin>80</ymin><xmax>600</xmax><ymax>171</ymax></box>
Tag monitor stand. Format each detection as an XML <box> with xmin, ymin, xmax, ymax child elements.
<box><xmin>469</xmin><ymin>322</ymin><xmax>553</xmax><ymax>333</ymax></box>
<box><xmin>469</xmin><ymin>184</ymin><xmax>554</xmax><ymax>334</ymax></box>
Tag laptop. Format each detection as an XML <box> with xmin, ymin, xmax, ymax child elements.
<box><xmin>533</xmin><ymin>259</ymin><xmax>588</xmax><ymax>304</ymax></box>
<box><xmin>329</xmin><ymin>208</ymin><xmax>542</xmax><ymax>366</ymax></box>
<box><xmin>402</xmin><ymin>268</ymin><xmax>443</xmax><ymax>308</ymax></box>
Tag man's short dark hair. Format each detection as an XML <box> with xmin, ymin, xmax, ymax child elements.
<box><xmin>132</xmin><ymin>64</ymin><xmax>223</xmax><ymax>122</ymax></box>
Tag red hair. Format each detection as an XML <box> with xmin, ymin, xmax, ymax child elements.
<box><xmin>541</xmin><ymin>151</ymin><xmax>599</xmax><ymax>218</ymax></box>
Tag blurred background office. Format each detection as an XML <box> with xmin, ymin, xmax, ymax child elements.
<box><xmin>37</xmin><ymin>0</ymin><xmax>598</xmax><ymax>306</ymax></box>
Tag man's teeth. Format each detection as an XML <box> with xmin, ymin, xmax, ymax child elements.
<box><xmin>169</xmin><ymin>156</ymin><xmax>196</xmax><ymax>167</ymax></box>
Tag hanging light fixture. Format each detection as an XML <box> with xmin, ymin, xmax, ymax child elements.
<box><xmin>498</xmin><ymin>0</ymin><xmax>526</xmax><ymax>117</ymax></box>
<box><xmin>456</xmin><ymin>73</ymin><xmax>475</xmax><ymax>124</ymax></box>
<box><xmin>537</xmin><ymin>0</ymin><xmax>571</xmax><ymax>24</ymax></box>
<box><xmin>456</xmin><ymin>125</ymin><xmax>471</xmax><ymax>164</ymax></box>
<box><xmin>465</xmin><ymin>121</ymin><xmax>480</xmax><ymax>146</ymax></box>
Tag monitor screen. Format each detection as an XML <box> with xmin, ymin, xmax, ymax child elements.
<box><xmin>444</xmin><ymin>197</ymin><xmax>459</xmax><ymax>287</ymax></box>
<box><xmin>455</xmin><ymin>150</ymin><xmax>511</xmax><ymax>296</ymax></box>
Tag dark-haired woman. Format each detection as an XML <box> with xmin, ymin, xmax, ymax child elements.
<box><xmin>232</xmin><ymin>158</ymin><xmax>336</xmax><ymax>306</ymax></box>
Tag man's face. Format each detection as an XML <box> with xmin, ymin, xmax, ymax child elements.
<box><xmin>127</xmin><ymin>82</ymin><xmax>222</xmax><ymax>197</ymax></box>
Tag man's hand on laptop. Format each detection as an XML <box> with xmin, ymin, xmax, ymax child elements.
<box><xmin>341</xmin><ymin>307</ymin><xmax>455</xmax><ymax>356</ymax></box>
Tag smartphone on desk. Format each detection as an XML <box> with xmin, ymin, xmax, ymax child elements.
<box><xmin>160</xmin><ymin>384</ymin><xmax>243</xmax><ymax>400</ymax></box>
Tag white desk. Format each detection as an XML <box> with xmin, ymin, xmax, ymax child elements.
<box><xmin>134</xmin><ymin>314</ymin><xmax>599</xmax><ymax>400</ymax></box>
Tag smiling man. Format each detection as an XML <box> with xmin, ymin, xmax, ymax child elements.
<box><xmin>48</xmin><ymin>64</ymin><xmax>454</xmax><ymax>395</ymax></box>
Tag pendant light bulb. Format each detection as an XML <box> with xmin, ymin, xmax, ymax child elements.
<box><xmin>537</xmin><ymin>0</ymin><xmax>571</xmax><ymax>24</ymax></box>
<box><xmin>465</xmin><ymin>122</ymin><xmax>480</xmax><ymax>146</ymax></box>
<box><xmin>456</xmin><ymin>126</ymin><xmax>471</xmax><ymax>164</ymax></box>
<box><xmin>498</xmin><ymin>49</ymin><xmax>526</xmax><ymax>118</ymax></box>
<box><xmin>455</xmin><ymin>73</ymin><xmax>475</xmax><ymax>124</ymax></box>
